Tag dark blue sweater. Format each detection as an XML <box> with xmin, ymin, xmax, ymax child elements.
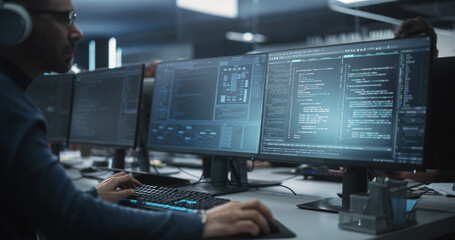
<box><xmin>0</xmin><ymin>60</ymin><xmax>203</xmax><ymax>240</ymax></box>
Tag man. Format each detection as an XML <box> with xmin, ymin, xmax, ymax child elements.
<box><xmin>395</xmin><ymin>16</ymin><xmax>439</xmax><ymax>58</ymax></box>
<box><xmin>0</xmin><ymin>0</ymin><xmax>274</xmax><ymax>239</ymax></box>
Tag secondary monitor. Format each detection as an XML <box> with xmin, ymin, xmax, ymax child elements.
<box><xmin>147</xmin><ymin>53</ymin><xmax>268</xmax><ymax>158</ymax></box>
<box><xmin>69</xmin><ymin>65</ymin><xmax>144</xmax><ymax>147</ymax></box>
<box><xmin>26</xmin><ymin>73</ymin><xmax>74</xmax><ymax>143</ymax></box>
<box><xmin>259</xmin><ymin>36</ymin><xmax>433</xmax><ymax>170</ymax></box>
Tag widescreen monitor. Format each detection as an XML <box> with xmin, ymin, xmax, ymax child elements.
<box><xmin>259</xmin><ymin>36</ymin><xmax>433</xmax><ymax>170</ymax></box>
<box><xmin>147</xmin><ymin>54</ymin><xmax>268</xmax><ymax>158</ymax></box>
<box><xmin>26</xmin><ymin>74</ymin><xmax>74</xmax><ymax>143</ymax></box>
<box><xmin>69</xmin><ymin>65</ymin><xmax>144</xmax><ymax>147</ymax></box>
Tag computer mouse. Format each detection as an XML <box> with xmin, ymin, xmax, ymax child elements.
<box><xmin>256</xmin><ymin>220</ymin><xmax>280</xmax><ymax>236</ymax></box>
<box><xmin>232</xmin><ymin>220</ymin><xmax>280</xmax><ymax>239</ymax></box>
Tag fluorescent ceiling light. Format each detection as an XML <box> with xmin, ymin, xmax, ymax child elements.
<box><xmin>337</xmin><ymin>0</ymin><xmax>369</xmax><ymax>3</ymax></box>
<box><xmin>108</xmin><ymin>37</ymin><xmax>117</xmax><ymax>69</ymax></box>
<box><xmin>88</xmin><ymin>40</ymin><xmax>96</xmax><ymax>71</ymax></box>
<box><xmin>71</xmin><ymin>65</ymin><xmax>81</xmax><ymax>74</ymax></box>
<box><xmin>176</xmin><ymin>0</ymin><xmax>238</xmax><ymax>18</ymax></box>
<box><xmin>226</xmin><ymin>31</ymin><xmax>267</xmax><ymax>43</ymax></box>
<box><xmin>336</xmin><ymin>0</ymin><xmax>397</xmax><ymax>5</ymax></box>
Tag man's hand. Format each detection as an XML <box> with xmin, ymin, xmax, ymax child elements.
<box><xmin>95</xmin><ymin>172</ymin><xmax>142</xmax><ymax>202</ymax></box>
<box><xmin>202</xmin><ymin>199</ymin><xmax>274</xmax><ymax>238</ymax></box>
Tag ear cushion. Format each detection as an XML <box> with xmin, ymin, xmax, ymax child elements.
<box><xmin>0</xmin><ymin>3</ymin><xmax>32</xmax><ymax>46</ymax></box>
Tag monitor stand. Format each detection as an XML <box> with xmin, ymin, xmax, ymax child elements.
<box><xmin>184</xmin><ymin>157</ymin><xmax>282</xmax><ymax>196</ymax></box>
<box><xmin>297</xmin><ymin>167</ymin><xmax>368</xmax><ymax>213</ymax></box>
<box><xmin>112</xmin><ymin>149</ymin><xmax>126</xmax><ymax>173</ymax></box>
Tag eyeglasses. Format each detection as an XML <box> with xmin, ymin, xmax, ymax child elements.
<box><xmin>26</xmin><ymin>7</ymin><xmax>77</xmax><ymax>29</ymax></box>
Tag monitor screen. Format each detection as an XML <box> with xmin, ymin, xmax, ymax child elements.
<box><xmin>69</xmin><ymin>65</ymin><xmax>144</xmax><ymax>147</ymax></box>
<box><xmin>259</xmin><ymin>37</ymin><xmax>432</xmax><ymax>169</ymax></box>
<box><xmin>26</xmin><ymin>74</ymin><xmax>74</xmax><ymax>143</ymax></box>
<box><xmin>147</xmin><ymin>54</ymin><xmax>268</xmax><ymax>157</ymax></box>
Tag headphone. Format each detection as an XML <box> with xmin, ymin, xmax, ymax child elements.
<box><xmin>0</xmin><ymin>0</ymin><xmax>32</xmax><ymax>46</ymax></box>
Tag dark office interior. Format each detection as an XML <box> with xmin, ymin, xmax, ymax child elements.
<box><xmin>2</xmin><ymin>0</ymin><xmax>455</xmax><ymax>239</ymax></box>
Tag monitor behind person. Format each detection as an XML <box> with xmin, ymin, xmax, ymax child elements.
<box><xmin>0</xmin><ymin>0</ymin><xmax>274</xmax><ymax>239</ymax></box>
<box><xmin>26</xmin><ymin>73</ymin><xmax>74</xmax><ymax>143</ymax></box>
<box><xmin>69</xmin><ymin>65</ymin><xmax>144</xmax><ymax>147</ymax></box>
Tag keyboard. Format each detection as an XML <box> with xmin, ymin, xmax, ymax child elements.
<box><xmin>119</xmin><ymin>184</ymin><xmax>230</xmax><ymax>213</ymax></box>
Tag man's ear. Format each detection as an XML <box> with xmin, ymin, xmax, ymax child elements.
<box><xmin>0</xmin><ymin>2</ymin><xmax>32</xmax><ymax>46</ymax></box>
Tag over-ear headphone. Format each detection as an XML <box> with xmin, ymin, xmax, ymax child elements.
<box><xmin>0</xmin><ymin>1</ymin><xmax>32</xmax><ymax>46</ymax></box>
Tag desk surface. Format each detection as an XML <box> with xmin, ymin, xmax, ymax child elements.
<box><xmin>67</xmin><ymin>164</ymin><xmax>455</xmax><ymax>240</ymax></box>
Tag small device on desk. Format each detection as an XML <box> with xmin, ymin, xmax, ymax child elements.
<box><xmin>292</xmin><ymin>164</ymin><xmax>343</xmax><ymax>182</ymax></box>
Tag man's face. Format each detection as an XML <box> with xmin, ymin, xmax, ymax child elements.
<box><xmin>24</xmin><ymin>0</ymin><xmax>83</xmax><ymax>73</ymax></box>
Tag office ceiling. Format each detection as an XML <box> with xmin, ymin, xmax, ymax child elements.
<box><xmin>72</xmin><ymin>0</ymin><xmax>455</xmax><ymax>57</ymax></box>
<box><xmin>73</xmin><ymin>0</ymin><xmax>326</xmax><ymax>38</ymax></box>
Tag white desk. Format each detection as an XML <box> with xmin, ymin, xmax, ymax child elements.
<box><xmin>68</xmin><ymin>165</ymin><xmax>455</xmax><ymax>240</ymax></box>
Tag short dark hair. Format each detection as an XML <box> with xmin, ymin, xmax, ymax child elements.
<box><xmin>395</xmin><ymin>16</ymin><xmax>437</xmax><ymax>53</ymax></box>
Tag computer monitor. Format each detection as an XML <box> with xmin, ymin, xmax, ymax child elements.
<box><xmin>259</xmin><ymin>36</ymin><xmax>433</xmax><ymax>211</ymax></box>
<box><xmin>26</xmin><ymin>73</ymin><xmax>74</xmax><ymax>143</ymax></box>
<box><xmin>136</xmin><ymin>77</ymin><xmax>155</xmax><ymax>172</ymax></box>
<box><xmin>69</xmin><ymin>64</ymin><xmax>144</xmax><ymax>148</ymax></box>
<box><xmin>147</xmin><ymin>53</ymin><xmax>268</xmax><ymax>194</ymax></box>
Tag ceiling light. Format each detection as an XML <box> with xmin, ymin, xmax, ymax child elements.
<box><xmin>176</xmin><ymin>0</ymin><xmax>238</xmax><ymax>18</ymax></box>
<box><xmin>108</xmin><ymin>37</ymin><xmax>117</xmax><ymax>69</ymax></box>
<box><xmin>337</xmin><ymin>0</ymin><xmax>369</xmax><ymax>3</ymax></box>
<box><xmin>242</xmin><ymin>32</ymin><xmax>254</xmax><ymax>42</ymax></box>
<box><xmin>70</xmin><ymin>65</ymin><xmax>81</xmax><ymax>74</ymax></box>
<box><xmin>226</xmin><ymin>31</ymin><xmax>267</xmax><ymax>43</ymax></box>
<box><xmin>335</xmin><ymin>0</ymin><xmax>398</xmax><ymax>5</ymax></box>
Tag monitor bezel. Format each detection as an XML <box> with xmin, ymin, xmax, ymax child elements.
<box><xmin>69</xmin><ymin>64</ymin><xmax>144</xmax><ymax>148</ymax></box>
<box><xmin>147</xmin><ymin>53</ymin><xmax>268</xmax><ymax>159</ymax></box>
<box><xmin>257</xmin><ymin>36</ymin><xmax>434</xmax><ymax>171</ymax></box>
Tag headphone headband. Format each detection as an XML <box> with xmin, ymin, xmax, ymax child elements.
<box><xmin>0</xmin><ymin>2</ymin><xmax>32</xmax><ymax>46</ymax></box>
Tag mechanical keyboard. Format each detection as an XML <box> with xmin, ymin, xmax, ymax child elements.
<box><xmin>119</xmin><ymin>184</ymin><xmax>230</xmax><ymax>213</ymax></box>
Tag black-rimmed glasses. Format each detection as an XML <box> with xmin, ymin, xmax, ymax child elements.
<box><xmin>26</xmin><ymin>7</ymin><xmax>77</xmax><ymax>29</ymax></box>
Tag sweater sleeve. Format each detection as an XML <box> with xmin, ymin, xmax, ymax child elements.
<box><xmin>12</xmin><ymin>123</ymin><xmax>203</xmax><ymax>240</ymax></box>
<box><xmin>83</xmin><ymin>187</ymin><xmax>98</xmax><ymax>198</ymax></box>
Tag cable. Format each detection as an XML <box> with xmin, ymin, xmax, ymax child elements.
<box><xmin>191</xmin><ymin>177</ymin><xmax>209</xmax><ymax>186</ymax></box>
<box><xmin>248</xmin><ymin>159</ymin><xmax>255</xmax><ymax>172</ymax></box>
<box><xmin>151</xmin><ymin>164</ymin><xmax>160</xmax><ymax>174</ymax></box>
<box><xmin>177</xmin><ymin>167</ymin><xmax>200</xmax><ymax>179</ymax></box>
<box><xmin>278</xmin><ymin>184</ymin><xmax>297</xmax><ymax>195</ymax></box>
